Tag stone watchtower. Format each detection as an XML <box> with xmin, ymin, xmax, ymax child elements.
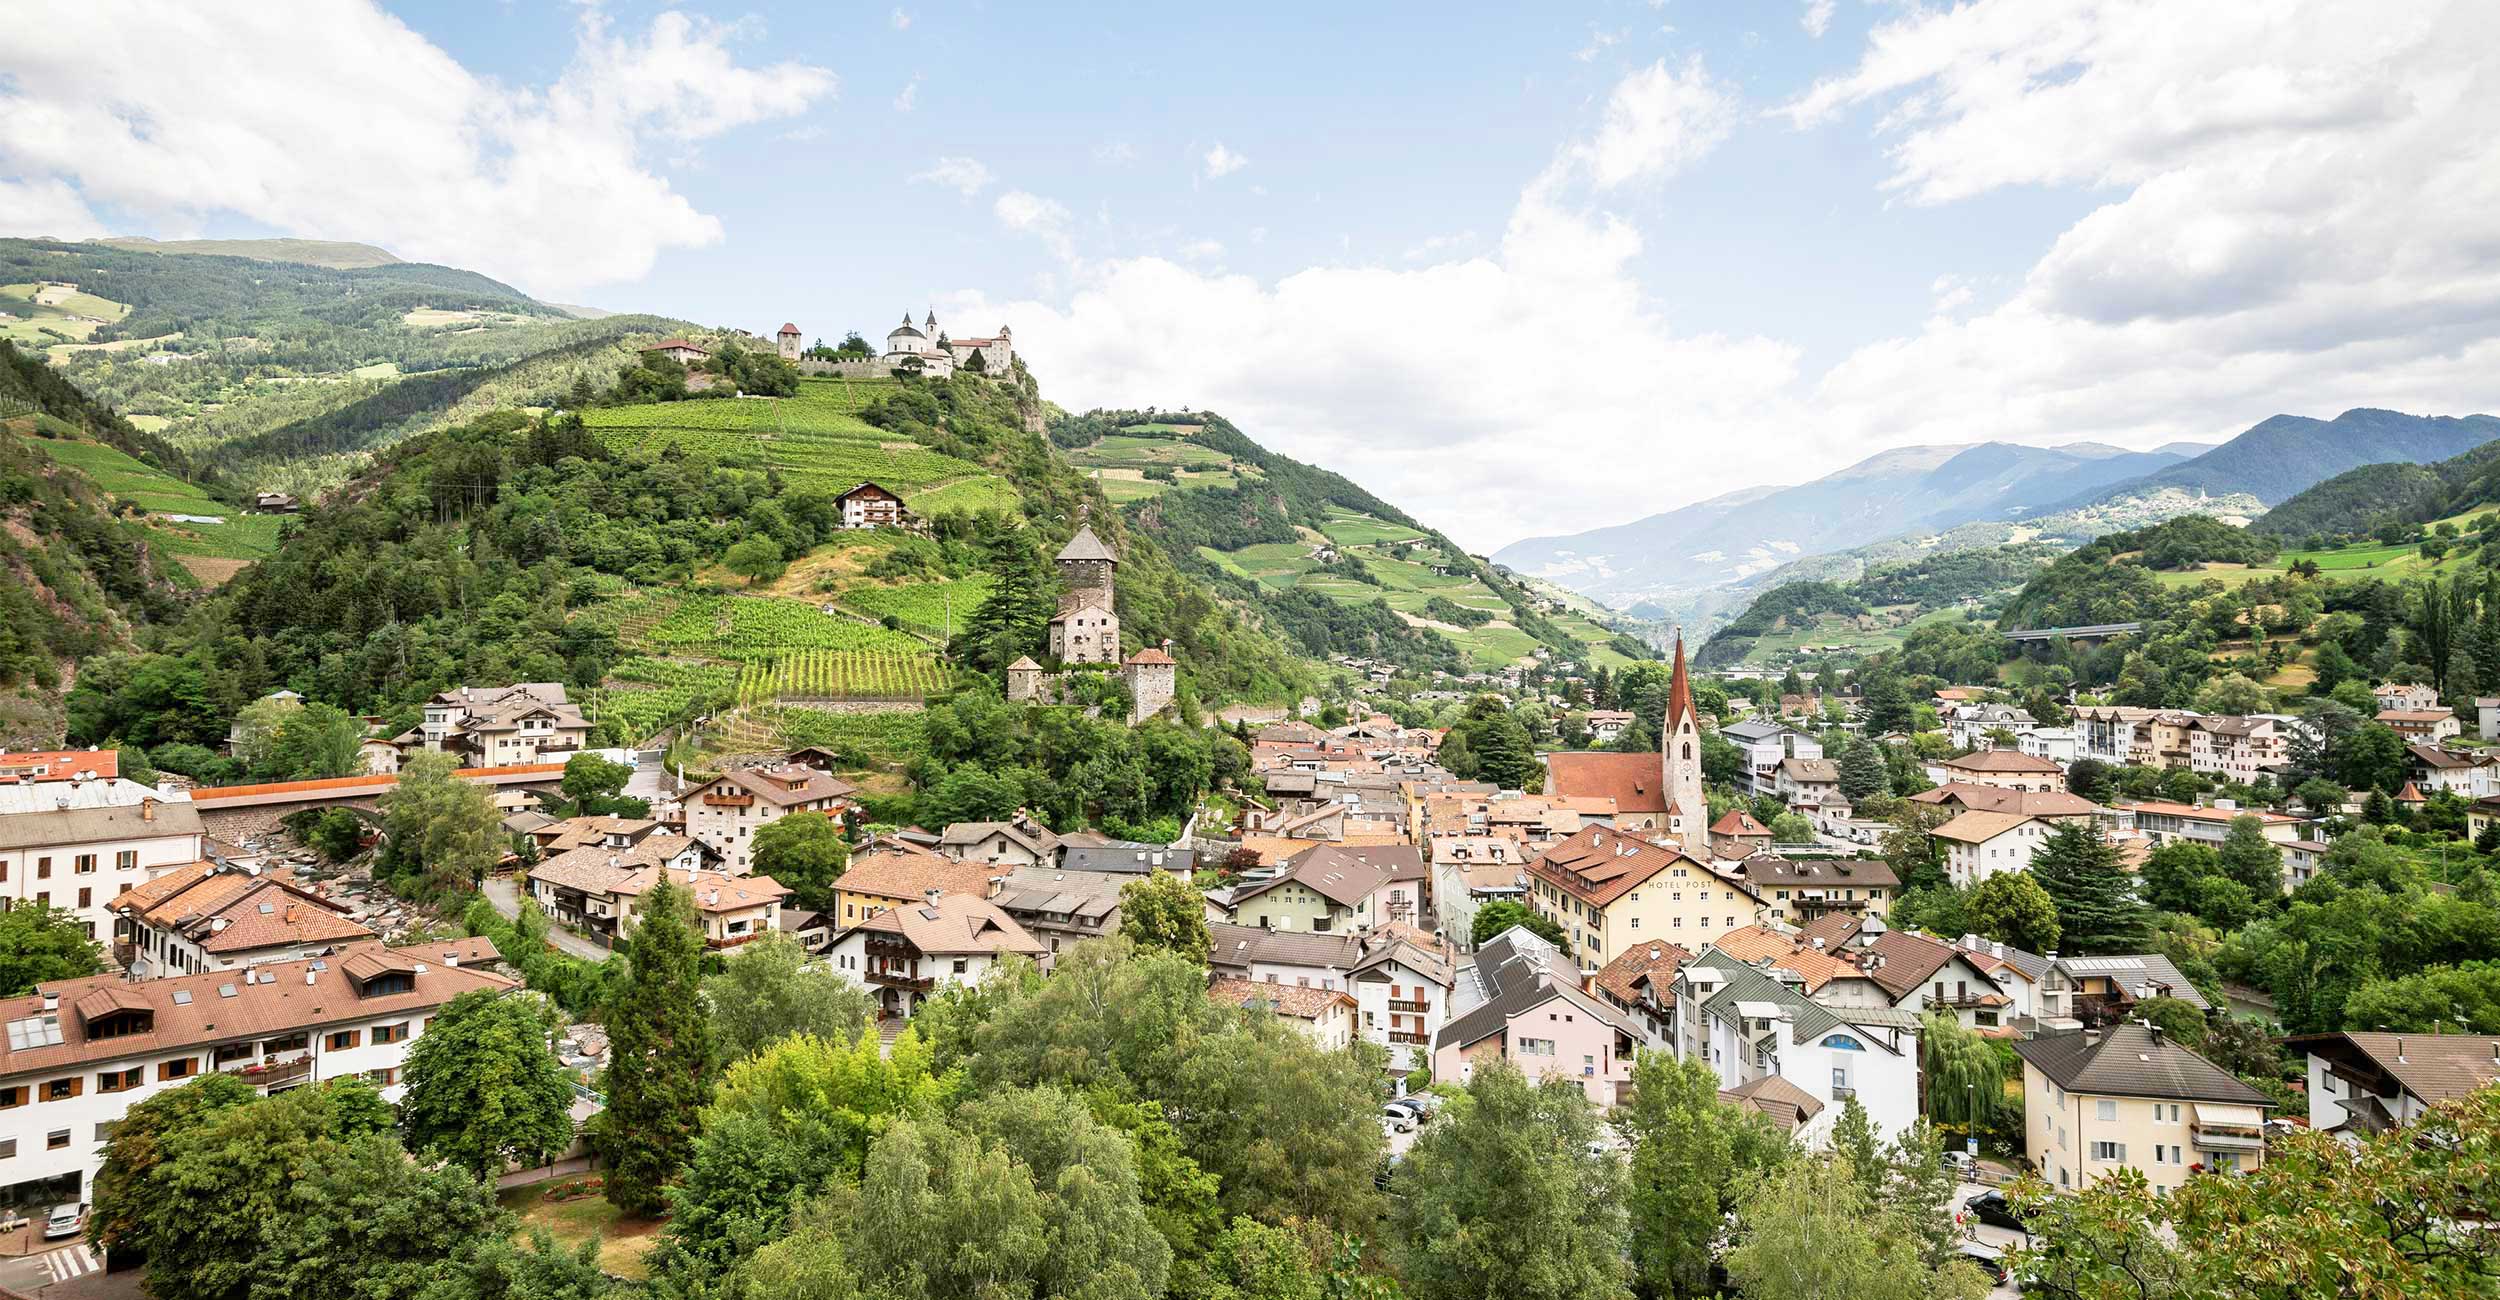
<box><xmin>1006</xmin><ymin>656</ymin><xmax>1045</xmax><ymax>702</ymax></box>
<box><xmin>776</xmin><ymin>322</ymin><xmax>801</xmax><ymax>360</ymax></box>
<box><xmin>1055</xmin><ymin>523</ymin><xmax>1117</xmax><ymax>592</ymax></box>
<box><xmin>1122</xmin><ymin>646</ymin><xmax>1177</xmax><ymax>722</ymax></box>
<box><xmin>1048</xmin><ymin>524</ymin><xmax>1122</xmax><ymax>664</ymax></box>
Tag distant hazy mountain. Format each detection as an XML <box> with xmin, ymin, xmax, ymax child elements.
<box><xmin>1492</xmin><ymin>440</ymin><xmax>2188</xmax><ymax>612</ymax></box>
<box><xmin>2067</xmin><ymin>408</ymin><xmax>2500</xmax><ymax>508</ymax></box>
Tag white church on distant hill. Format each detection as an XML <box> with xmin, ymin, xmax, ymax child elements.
<box><xmin>788</xmin><ymin>310</ymin><xmax>1015</xmax><ymax>380</ymax></box>
<box><xmin>884</xmin><ymin>310</ymin><xmax>1012</xmax><ymax>377</ymax></box>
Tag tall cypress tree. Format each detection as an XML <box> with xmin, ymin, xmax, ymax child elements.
<box><xmin>2028</xmin><ymin>821</ymin><xmax>2147</xmax><ymax>955</ymax></box>
<box><xmin>603</xmin><ymin>878</ymin><xmax>714</xmax><ymax>1215</ymax></box>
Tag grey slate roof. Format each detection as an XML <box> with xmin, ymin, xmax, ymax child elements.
<box><xmin>1059</xmin><ymin>844</ymin><xmax>1197</xmax><ymax>875</ymax></box>
<box><xmin>1434</xmin><ymin>927</ymin><xmax>1644</xmax><ymax>1052</ymax></box>
<box><xmin>2013</xmin><ymin>1024</ymin><xmax>2271</xmax><ymax>1105</ymax></box>
<box><xmin>0</xmin><ymin>799</ymin><xmax>204</xmax><ymax>851</ymax></box>
<box><xmin>1056</xmin><ymin>525</ymin><xmax>1118</xmax><ymax>563</ymax></box>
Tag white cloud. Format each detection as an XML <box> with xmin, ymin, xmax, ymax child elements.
<box><xmin>911</xmin><ymin>156</ymin><xmax>993</xmax><ymax>197</ymax></box>
<box><xmin>893</xmin><ymin>74</ymin><xmax>922</xmax><ymax>112</ymax></box>
<box><xmin>1801</xmin><ymin>0</ymin><xmax>1835</xmax><ymax>38</ymax></box>
<box><xmin>1178</xmin><ymin>239</ymin><xmax>1224</xmax><ymax>262</ymax></box>
<box><xmin>890</xmin><ymin>7</ymin><xmax>911</xmax><ymax>30</ymax></box>
<box><xmin>0</xmin><ymin>2</ymin><xmax>833</xmax><ymax>296</ymax></box>
<box><xmin>1790</xmin><ymin>0</ymin><xmax>2500</xmax><ymax>467</ymax></box>
<box><xmin>1202</xmin><ymin>143</ymin><xmax>1249</xmax><ymax>179</ymax></box>
<box><xmin>939</xmin><ymin>58</ymin><xmax>1790</xmax><ymax>550</ymax></box>
<box><xmin>994</xmin><ymin>190</ymin><xmax>1075</xmax><ymax>260</ymax></box>
<box><xmin>1094</xmin><ymin>139</ymin><xmax>1138</xmax><ymax>166</ymax></box>
<box><xmin>935</xmin><ymin>5</ymin><xmax>2500</xmax><ymax>555</ymax></box>
<box><xmin>1558</xmin><ymin>57</ymin><xmax>1738</xmax><ymax>191</ymax></box>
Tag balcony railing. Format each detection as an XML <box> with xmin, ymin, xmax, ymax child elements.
<box><xmin>1387</xmin><ymin>1031</ymin><xmax>1427</xmax><ymax>1046</ymax></box>
<box><xmin>707</xmin><ymin>932</ymin><xmax>761</xmax><ymax>950</ymax></box>
<box><xmin>2192</xmin><ymin>1125</ymin><xmax>2265</xmax><ymax>1153</ymax></box>
<box><xmin>1388</xmin><ymin>998</ymin><xmax>1429</xmax><ymax>1013</ymax></box>
<box><xmin>866</xmin><ymin>969</ymin><xmax>935</xmax><ymax>992</ymax></box>
<box><xmin>222</xmin><ymin>1052</ymin><xmax>313</xmax><ymax>1087</ymax></box>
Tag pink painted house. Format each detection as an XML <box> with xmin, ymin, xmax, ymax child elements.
<box><xmin>1433</xmin><ymin>926</ymin><xmax>1644</xmax><ymax>1106</ymax></box>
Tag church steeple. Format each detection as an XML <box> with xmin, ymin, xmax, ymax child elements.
<box><xmin>1660</xmin><ymin>631</ymin><xmax>1706</xmax><ymax>843</ymax></box>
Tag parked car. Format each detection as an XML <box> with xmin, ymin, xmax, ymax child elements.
<box><xmin>1382</xmin><ymin>1100</ymin><xmax>1424</xmax><ymax>1124</ymax></box>
<box><xmin>1380</xmin><ymin>1109</ymin><xmax>1416</xmax><ymax>1134</ymax></box>
<box><xmin>42</xmin><ymin>1203</ymin><xmax>81</xmax><ymax>1241</ymax></box>
<box><xmin>1955</xmin><ymin>1240</ymin><xmax>2009</xmax><ymax>1285</ymax></box>
<box><xmin>1941</xmin><ymin>1149</ymin><xmax>1977</xmax><ymax>1179</ymax></box>
<box><xmin>1964</xmin><ymin>1189</ymin><xmax>2033</xmax><ymax>1233</ymax></box>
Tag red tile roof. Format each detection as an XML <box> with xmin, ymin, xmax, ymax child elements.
<box><xmin>1526</xmin><ymin>826</ymin><xmax>1700</xmax><ymax>908</ymax></box>
<box><xmin>1544</xmin><ymin>752</ymin><xmax>1669</xmax><ymax>815</ymax></box>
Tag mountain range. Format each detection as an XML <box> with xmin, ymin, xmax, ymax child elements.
<box><xmin>1495</xmin><ymin>408</ymin><xmax>2500</xmax><ymax>628</ymax></box>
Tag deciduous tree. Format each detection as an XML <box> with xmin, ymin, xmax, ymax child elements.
<box><xmin>1964</xmin><ymin>870</ymin><xmax>2061</xmax><ymax>954</ymax></box>
<box><xmin>0</xmin><ymin>900</ymin><xmax>102</xmax><ymax>996</ymax></box>
<box><xmin>1119</xmin><ymin>869</ymin><xmax>1212</xmax><ymax>962</ymax></box>
<box><xmin>1393</xmin><ymin>1060</ymin><xmax>1630</xmax><ymax>1300</ymax></box>
<box><xmin>399</xmin><ymin>989</ymin><xmax>578</xmax><ymax>1178</ymax></box>
<box><xmin>748</xmin><ymin>810</ymin><xmax>849</xmax><ymax>911</ymax></box>
<box><xmin>704</xmin><ymin>930</ymin><xmax>875</xmax><ymax>1066</ymax></box>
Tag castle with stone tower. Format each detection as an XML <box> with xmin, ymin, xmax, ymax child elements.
<box><xmin>1006</xmin><ymin>523</ymin><xmax>1177</xmax><ymax>723</ymax></box>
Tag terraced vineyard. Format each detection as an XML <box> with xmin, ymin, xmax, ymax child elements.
<box><xmin>586</xmin><ymin>657</ymin><xmax>738</xmax><ymax>741</ymax></box>
<box><xmin>702</xmin><ymin>704</ymin><xmax>928</xmax><ymax>767</ymax></box>
<box><xmin>839</xmin><ymin>572</ymin><xmax>993</xmax><ymax>639</ymax></box>
<box><xmin>645</xmin><ymin>594</ymin><xmax>931</xmax><ymax>656</ymax></box>
<box><xmin>736</xmin><ymin>649</ymin><xmax>956</xmax><ymax>704</ymax></box>
<box><xmin>27</xmin><ymin>432</ymin><xmax>285</xmax><ymax>571</ymax></box>
<box><xmin>578</xmin><ymin>379</ymin><xmax>1012</xmax><ymax>512</ymax></box>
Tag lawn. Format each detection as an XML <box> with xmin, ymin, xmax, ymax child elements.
<box><xmin>498</xmin><ymin>1179</ymin><xmax>663</xmax><ymax>1280</ymax></box>
<box><xmin>580</xmin><ymin>392</ymin><xmax>989</xmax><ymax>493</ymax></box>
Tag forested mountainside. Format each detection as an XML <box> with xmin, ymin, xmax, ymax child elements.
<box><xmin>1056</xmin><ymin>408</ymin><xmax>1652</xmax><ymax>677</ymax></box>
<box><xmin>2071</xmin><ymin>408</ymin><xmax>2500</xmax><ymax>508</ymax></box>
<box><xmin>0</xmin><ymin>343</ymin><xmax>199</xmax><ymax>743</ymax></box>
<box><xmin>2255</xmin><ymin>437</ymin><xmax>2500</xmax><ymax>539</ymax></box>
<box><xmin>0</xmin><ymin>238</ymin><xmax>690</xmax><ymax>497</ymax></box>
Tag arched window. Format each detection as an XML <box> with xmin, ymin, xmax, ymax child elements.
<box><xmin>1681</xmin><ymin>742</ymin><xmax>1693</xmax><ymax>760</ymax></box>
<box><xmin>1824</xmin><ymin>1034</ymin><xmax>1865</xmax><ymax>1051</ymax></box>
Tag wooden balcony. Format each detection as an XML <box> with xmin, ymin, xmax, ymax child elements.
<box><xmin>1387</xmin><ymin>1031</ymin><xmax>1427</xmax><ymax>1046</ymax></box>
<box><xmin>866</xmin><ymin>968</ymin><xmax>934</xmax><ymax>992</ymax></box>
<box><xmin>1388</xmin><ymin>998</ymin><xmax>1429</xmax><ymax>1013</ymax></box>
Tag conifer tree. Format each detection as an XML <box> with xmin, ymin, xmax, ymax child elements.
<box><xmin>603</xmin><ymin>878</ymin><xmax>714</xmax><ymax>1215</ymax></box>
<box><xmin>2028</xmin><ymin>821</ymin><xmax>2147</xmax><ymax>954</ymax></box>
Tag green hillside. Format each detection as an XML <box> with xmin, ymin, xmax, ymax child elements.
<box><xmin>1060</xmin><ymin>410</ymin><xmax>1651</xmax><ymax>674</ymax></box>
<box><xmin>1</xmin><ymin>237</ymin><xmax>694</xmax><ymax>497</ymax></box>
<box><xmin>2255</xmin><ymin>437</ymin><xmax>2500</xmax><ymax>540</ymax></box>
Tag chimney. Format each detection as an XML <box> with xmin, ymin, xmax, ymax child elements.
<box><xmin>305</xmin><ymin>969</ymin><xmax>317</xmax><ymax>986</ymax></box>
<box><xmin>2147</xmin><ymin>1022</ymin><xmax>2163</xmax><ymax>1048</ymax></box>
<box><xmin>141</xmin><ymin>799</ymin><xmax>155</xmax><ymax>822</ymax></box>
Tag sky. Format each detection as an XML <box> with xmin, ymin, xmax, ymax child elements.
<box><xmin>6</xmin><ymin>0</ymin><xmax>2500</xmax><ymax>550</ymax></box>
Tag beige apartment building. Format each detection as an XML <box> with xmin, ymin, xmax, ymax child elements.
<box><xmin>1524</xmin><ymin>826</ymin><xmax>1765</xmax><ymax>970</ymax></box>
<box><xmin>2014</xmin><ymin>1023</ymin><xmax>2271</xmax><ymax>1193</ymax></box>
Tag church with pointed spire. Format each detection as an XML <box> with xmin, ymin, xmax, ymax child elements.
<box><xmin>1658</xmin><ymin>632</ymin><xmax>1706</xmax><ymax>842</ymax></box>
<box><xmin>1540</xmin><ymin>632</ymin><xmax>1709</xmax><ymax>844</ymax></box>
